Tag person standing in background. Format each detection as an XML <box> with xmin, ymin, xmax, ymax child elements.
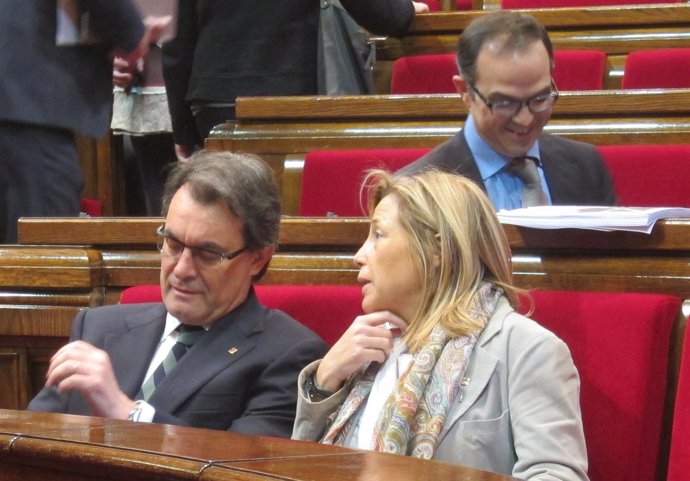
<box><xmin>112</xmin><ymin>13</ymin><xmax>177</xmax><ymax>216</ymax></box>
<box><xmin>162</xmin><ymin>0</ymin><xmax>430</xmax><ymax>160</ymax></box>
<box><xmin>0</xmin><ymin>1</ymin><xmax>153</xmax><ymax>243</ymax></box>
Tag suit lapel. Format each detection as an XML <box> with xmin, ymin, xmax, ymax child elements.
<box><xmin>104</xmin><ymin>304</ymin><xmax>167</xmax><ymax>398</ymax></box>
<box><xmin>148</xmin><ymin>291</ymin><xmax>265</xmax><ymax>413</ymax></box>
<box><xmin>454</xmin><ymin>130</ymin><xmax>489</xmax><ymax>191</ymax></box>
<box><xmin>439</xmin><ymin>298</ymin><xmax>512</xmax><ymax>441</ymax></box>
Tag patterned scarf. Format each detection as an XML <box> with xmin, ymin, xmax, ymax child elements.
<box><xmin>321</xmin><ymin>283</ymin><xmax>502</xmax><ymax>458</ymax></box>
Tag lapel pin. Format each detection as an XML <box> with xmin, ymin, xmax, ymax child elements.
<box><xmin>228</xmin><ymin>347</ymin><xmax>238</xmax><ymax>355</ymax></box>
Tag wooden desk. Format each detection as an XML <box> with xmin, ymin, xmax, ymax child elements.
<box><xmin>0</xmin><ymin>409</ymin><xmax>516</xmax><ymax>481</ymax></box>
<box><xmin>207</xmin><ymin>90</ymin><xmax>690</xmax><ymax>214</ymax></box>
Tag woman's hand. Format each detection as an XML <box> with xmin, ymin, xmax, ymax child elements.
<box><xmin>315</xmin><ymin>311</ymin><xmax>407</xmax><ymax>393</ymax></box>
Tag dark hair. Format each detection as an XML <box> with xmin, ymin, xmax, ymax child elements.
<box><xmin>457</xmin><ymin>11</ymin><xmax>554</xmax><ymax>86</ymax></box>
<box><xmin>162</xmin><ymin>151</ymin><xmax>281</xmax><ymax>253</ymax></box>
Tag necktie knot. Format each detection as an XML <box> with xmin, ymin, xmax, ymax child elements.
<box><xmin>506</xmin><ymin>156</ymin><xmax>549</xmax><ymax>207</ymax></box>
<box><xmin>507</xmin><ymin>156</ymin><xmax>541</xmax><ymax>185</ymax></box>
<box><xmin>176</xmin><ymin>324</ymin><xmax>204</xmax><ymax>348</ymax></box>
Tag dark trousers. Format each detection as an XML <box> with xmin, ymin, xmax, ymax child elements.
<box><xmin>193</xmin><ymin>105</ymin><xmax>236</xmax><ymax>141</ymax></box>
<box><xmin>121</xmin><ymin>133</ymin><xmax>177</xmax><ymax>216</ymax></box>
<box><xmin>0</xmin><ymin>122</ymin><xmax>82</xmax><ymax>243</ymax></box>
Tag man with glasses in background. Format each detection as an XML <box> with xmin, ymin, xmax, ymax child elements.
<box><xmin>400</xmin><ymin>11</ymin><xmax>616</xmax><ymax>210</ymax></box>
<box><xmin>28</xmin><ymin>151</ymin><xmax>327</xmax><ymax>436</ymax></box>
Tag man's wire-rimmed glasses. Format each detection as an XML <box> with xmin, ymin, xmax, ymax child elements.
<box><xmin>468</xmin><ymin>80</ymin><xmax>559</xmax><ymax>118</ymax></box>
<box><xmin>156</xmin><ymin>226</ymin><xmax>246</xmax><ymax>266</ymax></box>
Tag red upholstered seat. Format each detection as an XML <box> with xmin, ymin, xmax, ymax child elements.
<box><xmin>390</xmin><ymin>54</ymin><xmax>458</xmax><ymax>94</ymax></box>
<box><xmin>552</xmin><ymin>50</ymin><xmax>606</xmax><ymax>91</ymax></box>
<box><xmin>419</xmin><ymin>0</ymin><xmax>441</xmax><ymax>11</ymax></box>
<box><xmin>455</xmin><ymin>0</ymin><xmax>473</xmax><ymax>9</ymax></box>
<box><xmin>622</xmin><ymin>48</ymin><xmax>690</xmax><ymax>89</ymax></box>
<box><xmin>667</xmin><ymin>328</ymin><xmax>690</xmax><ymax>481</ymax></box>
<box><xmin>502</xmin><ymin>0</ymin><xmax>677</xmax><ymax>8</ymax></box>
<box><xmin>522</xmin><ymin>290</ymin><xmax>681</xmax><ymax>481</ymax></box>
<box><xmin>119</xmin><ymin>284</ymin><xmax>361</xmax><ymax>346</ymax></box>
<box><xmin>391</xmin><ymin>50</ymin><xmax>605</xmax><ymax>94</ymax></box>
<box><xmin>597</xmin><ymin>144</ymin><xmax>690</xmax><ymax>207</ymax></box>
<box><xmin>80</xmin><ymin>198</ymin><xmax>102</xmax><ymax>217</ymax></box>
<box><xmin>299</xmin><ymin>148</ymin><xmax>431</xmax><ymax>217</ymax></box>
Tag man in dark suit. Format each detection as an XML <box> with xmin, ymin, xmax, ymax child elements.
<box><xmin>28</xmin><ymin>151</ymin><xmax>327</xmax><ymax>437</ymax></box>
<box><xmin>0</xmin><ymin>1</ymin><xmax>152</xmax><ymax>243</ymax></box>
<box><xmin>400</xmin><ymin>11</ymin><xmax>616</xmax><ymax>210</ymax></box>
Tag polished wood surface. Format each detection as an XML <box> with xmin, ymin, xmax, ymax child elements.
<box><xmin>207</xmin><ymin>89</ymin><xmax>690</xmax><ymax>214</ymax></box>
<box><xmin>0</xmin><ymin>409</ymin><xmax>516</xmax><ymax>481</ymax></box>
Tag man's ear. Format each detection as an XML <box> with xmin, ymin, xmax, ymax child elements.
<box><xmin>453</xmin><ymin>75</ymin><xmax>470</xmax><ymax>106</ymax></box>
<box><xmin>249</xmin><ymin>246</ymin><xmax>275</xmax><ymax>277</ymax></box>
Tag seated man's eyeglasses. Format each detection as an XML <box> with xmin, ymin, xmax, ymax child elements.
<box><xmin>156</xmin><ymin>226</ymin><xmax>246</xmax><ymax>266</ymax></box>
<box><xmin>469</xmin><ymin>80</ymin><xmax>559</xmax><ymax>118</ymax></box>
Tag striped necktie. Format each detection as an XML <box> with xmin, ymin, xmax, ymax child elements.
<box><xmin>138</xmin><ymin>324</ymin><xmax>205</xmax><ymax>401</ymax></box>
<box><xmin>507</xmin><ymin>156</ymin><xmax>549</xmax><ymax>207</ymax></box>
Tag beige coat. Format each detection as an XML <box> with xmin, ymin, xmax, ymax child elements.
<box><xmin>292</xmin><ymin>297</ymin><xmax>589</xmax><ymax>481</ymax></box>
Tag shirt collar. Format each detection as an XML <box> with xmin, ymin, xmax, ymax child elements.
<box><xmin>463</xmin><ymin>114</ymin><xmax>542</xmax><ymax>181</ymax></box>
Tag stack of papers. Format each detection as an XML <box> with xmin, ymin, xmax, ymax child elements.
<box><xmin>497</xmin><ymin>206</ymin><xmax>690</xmax><ymax>233</ymax></box>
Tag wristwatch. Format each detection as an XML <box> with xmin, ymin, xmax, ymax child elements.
<box><xmin>128</xmin><ymin>400</ymin><xmax>146</xmax><ymax>422</ymax></box>
<box><xmin>305</xmin><ymin>373</ymin><xmax>334</xmax><ymax>402</ymax></box>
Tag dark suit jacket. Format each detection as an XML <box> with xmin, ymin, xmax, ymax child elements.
<box><xmin>162</xmin><ymin>0</ymin><xmax>415</xmax><ymax>146</ymax></box>
<box><xmin>400</xmin><ymin>129</ymin><xmax>617</xmax><ymax>206</ymax></box>
<box><xmin>28</xmin><ymin>291</ymin><xmax>328</xmax><ymax>437</ymax></box>
<box><xmin>0</xmin><ymin>1</ymin><xmax>144</xmax><ymax>137</ymax></box>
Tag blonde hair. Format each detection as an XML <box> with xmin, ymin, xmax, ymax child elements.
<box><xmin>362</xmin><ymin>169</ymin><xmax>519</xmax><ymax>353</ymax></box>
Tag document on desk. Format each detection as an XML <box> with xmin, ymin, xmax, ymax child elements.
<box><xmin>497</xmin><ymin>206</ymin><xmax>690</xmax><ymax>233</ymax></box>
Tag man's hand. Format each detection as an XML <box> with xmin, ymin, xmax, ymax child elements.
<box><xmin>45</xmin><ymin>340</ymin><xmax>135</xmax><ymax>419</ymax></box>
<box><xmin>315</xmin><ymin>311</ymin><xmax>407</xmax><ymax>393</ymax></box>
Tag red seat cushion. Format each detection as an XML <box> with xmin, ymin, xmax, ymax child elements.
<box><xmin>502</xmin><ymin>0</ymin><xmax>677</xmax><ymax>7</ymax></box>
<box><xmin>622</xmin><ymin>48</ymin><xmax>690</xmax><ymax>89</ymax></box>
<box><xmin>553</xmin><ymin>50</ymin><xmax>606</xmax><ymax>91</ymax></box>
<box><xmin>120</xmin><ymin>284</ymin><xmax>361</xmax><ymax>346</ymax></box>
<box><xmin>521</xmin><ymin>290</ymin><xmax>680</xmax><ymax>481</ymax></box>
<box><xmin>299</xmin><ymin>148</ymin><xmax>431</xmax><ymax>217</ymax></box>
<box><xmin>668</xmin><ymin>328</ymin><xmax>690</xmax><ymax>481</ymax></box>
<box><xmin>597</xmin><ymin>144</ymin><xmax>690</xmax><ymax>207</ymax></box>
<box><xmin>391</xmin><ymin>54</ymin><xmax>458</xmax><ymax>94</ymax></box>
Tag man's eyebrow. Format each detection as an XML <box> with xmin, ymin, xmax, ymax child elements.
<box><xmin>488</xmin><ymin>85</ymin><xmax>553</xmax><ymax>100</ymax></box>
<box><xmin>163</xmin><ymin>229</ymin><xmax>226</xmax><ymax>252</ymax></box>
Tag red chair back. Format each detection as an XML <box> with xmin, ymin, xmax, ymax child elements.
<box><xmin>622</xmin><ymin>48</ymin><xmax>690</xmax><ymax>89</ymax></box>
<box><xmin>391</xmin><ymin>50</ymin><xmax>605</xmax><ymax>94</ymax></box>
<box><xmin>299</xmin><ymin>148</ymin><xmax>431</xmax><ymax>217</ymax></box>
<box><xmin>391</xmin><ymin>54</ymin><xmax>458</xmax><ymax>94</ymax></box>
<box><xmin>419</xmin><ymin>0</ymin><xmax>441</xmax><ymax>11</ymax></box>
<box><xmin>119</xmin><ymin>284</ymin><xmax>361</xmax><ymax>346</ymax></box>
<box><xmin>502</xmin><ymin>0</ymin><xmax>677</xmax><ymax>7</ymax></box>
<box><xmin>597</xmin><ymin>144</ymin><xmax>690</xmax><ymax>207</ymax></box>
<box><xmin>668</xmin><ymin>327</ymin><xmax>690</xmax><ymax>481</ymax></box>
<box><xmin>553</xmin><ymin>50</ymin><xmax>606</xmax><ymax>91</ymax></box>
<box><xmin>523</xmin><ymin>290</ymin><xmax>681</xmax><ymax>481</ymax></box>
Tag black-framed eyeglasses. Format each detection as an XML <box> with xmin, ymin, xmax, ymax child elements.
<box><xmin>468</xmin><ymin>80</ymin><xmax>559</xmax><ymax>118</ymax></box>
<box><xmin>156</xmin><ymin>226</ymin><xmax>247</xmax><ymax>266</ymax></box>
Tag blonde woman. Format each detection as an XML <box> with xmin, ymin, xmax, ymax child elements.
<box><xmin>292</xmin><ymin>170</ymin><xmax>588</xmax><ymax>481</ymax></box>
